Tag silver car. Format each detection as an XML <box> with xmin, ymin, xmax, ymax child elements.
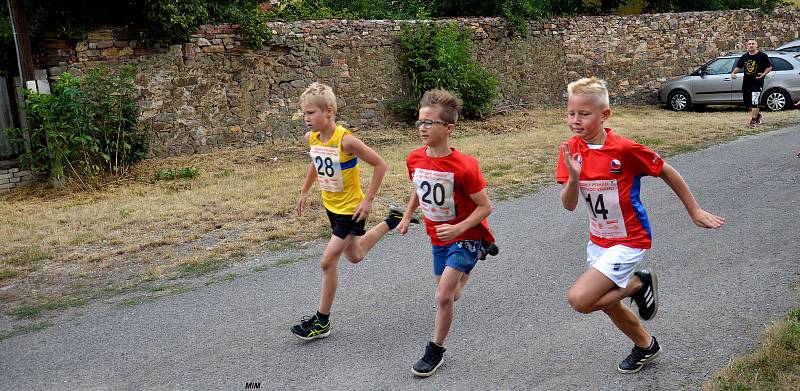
<box><xmin>777</xmin><ymin>39</ymin><xmax>800</xmax><ymax>52</ymax></box>
<box><xmin>658</xmin><ymin>51</ymin><xmax>800</xmax><ymax>111</ymax></box>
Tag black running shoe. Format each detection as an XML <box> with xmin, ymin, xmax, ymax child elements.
<box><xmin>290</xmin><ymin>314</ymin><xmax>330</xmax><ymax>341</ymax></box>
<box><xmin>756</xmin><ymin>113</ymin><xmax>762</xmax><ymax>125</ymax></box>
<box><xmin>385</xmin><ymin>205</ymin><xmax>419</xmax><ymax>230</ymax></box>
<box><xmin>618</xmin><ymin>336</ymin><xmax>662</xmax><ymax>373</ymax></box>
<box><xmin>631</xmin><ymin>269</ymin><xmax>659</xmax><ymax>321</ymax></box>
<box><xmin>478</xmin><ymin>240</ymin><xmax>499</xmax><ymax>260</ymax></box>
<box><xmin>412</xmin><ymin>341</ymin><xmax>446</xmax><ymax>377</ymax></box>
<box><xmin>748</xmin><ymin>118</ymin><xmax>757</xmax><ymax>128</ymax></box>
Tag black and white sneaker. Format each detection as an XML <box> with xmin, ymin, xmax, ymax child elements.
<box><xmin>412</xmin><ymin>341</ymin><xmax>446</xmax><ymax>377</ymax></box>
<box><xmin>478</xmin><ymin>240</ymin><xmax>499</xmax><ymax>260</ymax></box>
<box><xmin>290</xmin><ymin>314</ymin><xmax>331</xmax><ymax>341</ymax></box>
<box><xmin>618</xmin><ymin>336</ymin><xmax>662</xmax><ymax>373</ymax></box>
<box><xmin>631</xmin><ymin>269</ymin><xmax>659</xmax><ymax>321</ymax></box>
<box><xmin>755</xmin><ymin>113</ymin><xmax>762</xmax><ymax>125</ymax></box>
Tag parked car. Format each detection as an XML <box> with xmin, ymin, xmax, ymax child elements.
<box><xmin>658</xmin><ymin>50</ymin><xmax>800</xmax><ymax>111</ymax></box>
<box><xmin>777</xmin><ymin>39</ymin><xmax>800</xmax><ymax>52</ymax></box>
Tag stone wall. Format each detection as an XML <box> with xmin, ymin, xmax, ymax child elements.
<box><xmin>37</xmin><ymin>7</ymin><xmax>800</xmax><ymax>157</ymax></box>
<box><xmin>0</xmin><ymin>161</ymin><xmax>34</xmax><ymax>191</ymax></box>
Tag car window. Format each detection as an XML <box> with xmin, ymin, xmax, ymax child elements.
<box><xmin>780</xmin><ymin>46</ymin><xmax>800</xmax><ymax>52</ymax></box>
<box><xmin>704</xmin><ymin>58</ymin><xmax>736</xmax><ymax>75</ymax></box>
<box><xmin>769</xmin><ymin>57</ymin><xmax>794</xmax><ymax>71</ymax></box>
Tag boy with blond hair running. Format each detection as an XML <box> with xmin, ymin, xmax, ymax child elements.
<box><xmin>291</xmin><ymin>82</ymin><xmax>414</xmax><ymax>340</ymax></box>
<box><xmin>557</xmin><ymin>77</ymin><xmax>725</xmax><ymax>373</ymax></box>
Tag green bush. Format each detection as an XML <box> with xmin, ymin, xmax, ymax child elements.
<box><xmin>397</xmin><ymin>22</ymin><xmax>498</xmax><ymax>120</ymax></box>
<box><xmin>10</xmin><ymin>65</ymin><xmax>148</xmax><ymax>187</ymax></box>
<box><xmin>153</xmin><ymin>166</ymin><xmax>200</xmax><ymax>181</ymax></box>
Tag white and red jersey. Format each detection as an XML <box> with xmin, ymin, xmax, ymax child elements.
<box><xmin>556</xmin><ymin>128</ymin><xmax>664</xmax><ymax>249</ymax></box>
<box><xmin>406</xmin><ymin>147</ymin><xmax>495</xmax><ymax>246</ymax></box>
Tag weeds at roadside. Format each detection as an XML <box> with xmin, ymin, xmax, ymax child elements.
<box><xmin>0</xmin><ymin>322</ymin><xmax>51</xmax><ymax>342</ymax></box>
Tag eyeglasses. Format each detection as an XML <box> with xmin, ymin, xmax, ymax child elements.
<box><xmin>415</xmin><ymin>119</ymin><xmax>449</xmax><ymax>129</ymax></box>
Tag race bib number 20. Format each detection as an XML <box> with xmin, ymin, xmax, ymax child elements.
<box><xmin>579</xmin><ymin>179</ymin><xmax>627</xmax><ymax>238</ymax></box>
<box><xmin>413</xmin><ymin>168</ymin><xmax>455</xmax><ymax>222</ymax></box>
<box><xmin>310</xmin><ymin>145</ymin><xmax>343</xmax><ymax>192</ymax></box>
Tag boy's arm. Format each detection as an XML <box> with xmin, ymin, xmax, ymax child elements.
<box><xmin>398</xmin><ymin>190</ymin><xmax>420</xmax><ymax>235</ymax></box>
<box><xmin>342</xmin><ymin>135</ymin><xmax>387</xmax><ymax>222</ymax></box>
<box><xmin>295</xmin><ymin>131</ymin><xmax>316</xmax><ymax>216</ymax></box>
<box><xmin>295</xmin><ymin>163</ymin><xmax>317</xmax><ymax>216</ymax></box>
<box><xmin>659</xmin><ymin>163</ymin><xmax>725</xmax><ymax>228</ymax></box>
<box><xmin>434</xmin><ymin>189</ymin><xmax>492</xmax><ymax>242</ymax></box>
<box><xmin>560</xmin><ymin>143</ymin><xmax>581</xmax><ymax>211</ymax></box>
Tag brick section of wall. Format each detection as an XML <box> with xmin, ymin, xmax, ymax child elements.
<box><xmin>0</xmin><ymin>167</ymin><xmax>34</xmax><ymax>192</ymax></box>
<box><xmin>36</xmin><ymin>8</ymin><xmax>800</xmax><ymax>157</ymax></box>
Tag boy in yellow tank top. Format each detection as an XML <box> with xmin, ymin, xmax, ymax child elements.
<box><xmin>291</xmin><ymin>82</ymin><xmax>416</xmax><ymax>340</ymax></box>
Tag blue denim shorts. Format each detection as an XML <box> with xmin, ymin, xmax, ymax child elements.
<box><xmin>432</xmin><ymin>240</ymin><xmax>481</xmax><ymax>276</ymax></box>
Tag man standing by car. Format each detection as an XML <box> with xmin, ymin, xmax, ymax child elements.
<box><xmin>731</xmin><ymin>38</ymin><xmax>772</xmax><ymax>128</ymax></box>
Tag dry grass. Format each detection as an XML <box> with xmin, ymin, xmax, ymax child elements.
<box><xmin>704</xmin><ymin>307</ymin><xmax>800</xmax><ymax>391</ymax></box>
<box><xmin>1</xmin><ymin>105</ymin><xmax>799</xmax><ymax>335</ymax></box>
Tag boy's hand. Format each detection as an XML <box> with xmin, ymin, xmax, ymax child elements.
<box><xmin>294</xmin><ymin>193</ymin><xmax>308</xmax><ymax>217</ymax></box>
<box><xmin>562</xmin><ymin>143</ymin><xmax>581</xmax><ymax>179</ymax></box>
<box><xmin>398</xmin><ymin>219</ymin><xmax>410</xmax><ymax>235</ymax></box>
<box><xmin>352</xmin><ymin>199</ymin><xmax>373</xmax><ymax>222</ymax></box>
<box><xmin>434</xmin><ymin>223</ymin><xmax>463</xmax><ymax>242</ymax></box>
<box><xmin>690</xmin><ymin>209</ymin><xmax>726</xmax><ymax>228</ymax></box>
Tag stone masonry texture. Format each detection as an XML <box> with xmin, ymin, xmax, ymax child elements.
<box><xmin>35</xmin><ymin>8</ymin><xmax>800</xmax><ymax>157</ymax></box>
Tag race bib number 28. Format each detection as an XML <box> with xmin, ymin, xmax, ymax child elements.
<box><xmin>310</xmin><ymin>145</ymin><xmax>343</xmax><ymax>192</ymax></box>
<box><xmin>413</xmin><ymin>168</ymin><xmax>455</xmax><ymax>222</ymax></box>
<box><xmin>579</xmin><ymin>179</ymin><xmax>627</xmax><ymax>238</ymax></box>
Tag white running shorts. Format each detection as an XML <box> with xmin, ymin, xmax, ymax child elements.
<box><xmin>586</xmin><ymin>242</ymin><xmax>646</xmax><ymax>288</ymax></box>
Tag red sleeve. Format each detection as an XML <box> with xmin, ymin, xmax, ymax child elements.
<box><xmin>627</xmin><ymin>142</ymin><xmax>664</xmax><ymax>177</ymax></box>
<box><xmin>461</xmin><ymin>155</ymin><xmax>487</xmax><ymax>195</ymax></box>
<box><xmin>556</xmin><ymin>143</ymin><xmax>568</xmax><ymax>183</ymax></box>
<box><xmin>405</xmin><ymin>151</ymin><xmax>417</xmax><ymax>181</ymax></box>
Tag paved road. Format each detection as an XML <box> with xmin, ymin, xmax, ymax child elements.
<box><xmin>2</xmin><ymin>126</ymin><xmax>799</xmax><ymax>390</ymax></box>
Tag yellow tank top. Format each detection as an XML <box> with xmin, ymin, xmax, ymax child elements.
<box><xmin>308</xmin><ymin>125</ymin><xmax>364</xmax><ymax>215</ymax></box>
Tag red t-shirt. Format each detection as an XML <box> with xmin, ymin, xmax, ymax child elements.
<box><xmin>406</xmin><ymin>147</ymin><xmax>495</xmax><ymax>246</ymax></box>
<box><xmin>556</xmin><ymin>128</ymin><xmax>664</xmax><ymax>249</ymax></box>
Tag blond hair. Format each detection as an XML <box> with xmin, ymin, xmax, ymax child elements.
<box><xmin>567</xmin><ymin>77</ymin><xmax>610</xmax><ymax>109</ymax></box>
<box><xmin>419</xmin><ymin>89</ymin><xmax>463</xmax><ymax>124</ymax></box>
<box><xmin>300</xmin><ymin>82</ymin><xmax>337</xmax><ymax>112</ymax></box>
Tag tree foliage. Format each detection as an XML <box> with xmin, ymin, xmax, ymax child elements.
<box><xmin>397</xmin><ymin>23</ymin><xmax>498</xmax><ymax>120</ymax></box>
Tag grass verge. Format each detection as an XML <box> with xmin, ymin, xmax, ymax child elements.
<box><xmin>704</xmin><ymin>307</ymin><xmax>800</xmax><ymax>391</ymax></box>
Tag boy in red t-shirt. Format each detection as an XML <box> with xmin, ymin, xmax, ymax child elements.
<box><xmin>397</xmin><ymin>89</ymin><xmax>498</xmax><ymax>377</ymax></box>
<box><xmin>556</xmin><ymin>77</ymin><xmax>725</xmax><ymax>373</ymax></box>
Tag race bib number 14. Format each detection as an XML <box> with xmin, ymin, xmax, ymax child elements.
<box><xmin>579</xmin><ymin>179</ymin><xmax>627</xmax><ymax>238</ymax></box>
<box><xmin>413</xmin><ymin>168</ymin><xmax>455</xmax><ymax>222</ymax></box>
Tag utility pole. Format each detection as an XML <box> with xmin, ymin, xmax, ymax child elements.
<box><xmin>7</xmin><ymin>0</ymin><xmax>35</xmax><ymax>86</ymax></box>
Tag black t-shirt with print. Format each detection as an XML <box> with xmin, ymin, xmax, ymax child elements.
<box><xmin>736</xmin><ymin>51</ymin><xmax>772</xmax><ymax>87</ymax></box>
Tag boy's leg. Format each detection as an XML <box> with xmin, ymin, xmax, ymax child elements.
<box><xmin>453</xmin><ymin>273</ymin><xmax>470</xmax><ymax>302</ymax></box>
<box><xmin>433</xmin><ymin>266</ymin><xmax>464</xmax><ymax>346</ymax></box>
<box><xmin>343</xmin><ymin>206</ymin><xmax>417</xmax><ymax>263</ymax></box>
<box><xmin>607</xmin><ymin>301</ymin><xmax>662</xmax><ymax>374</ymax></box>
<box><xmin>343</xmin><ymin>221</ymin><xmax>390</xmax><ymax>263</ymax></box>
<box><xmin>319</xmin><ymin>234</ymin><xmax>354</xmax><ymax>314</ymax></box>
<box><xmin>567</xmin><ymin>268</ymin><xmax>642</xmax><ymax>314</ymax></box>
<box><xmin>290</xmin><ymin>234</ymin><xmax>352</xmax><ymax>341</ymax></box>
<box><xmin>602</xmin><ymin>300</ymin><xmax>652</xmax><ymax>348</ymax></box>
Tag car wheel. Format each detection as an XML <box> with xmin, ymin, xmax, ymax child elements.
<box><xmin>668</xmin><ymin>90</ymin><xmax>691</xmax><ymax>111</ymax></box>
<box><xmin>763</xmin><ymin>89</ymin><xmax>790</xmax><ymax>111</ymax></box>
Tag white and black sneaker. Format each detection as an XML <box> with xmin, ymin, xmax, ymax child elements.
<box><xmin>618</xmin><ymin>336</ymin><xmax>662</xmax><ymax>373</ymax></box>
<box><xmin>411</xmin><ymin>341</ymin><xmax>446</xmax><ymax>377</ymax></box>
<box><xmin>631</xmin><ymin>269</ymin><xmax>659</xmax><ymax>321</ymax></box>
